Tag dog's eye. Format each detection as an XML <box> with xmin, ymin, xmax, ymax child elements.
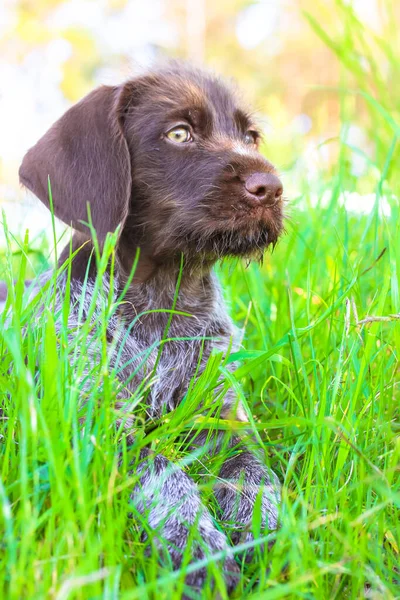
<box><xmin>244</xmin><ymin>131</ymin><xmax>258</xmax><ymax>145</ymax></box>
<box><xmin>166</xmin><ymin>126</ymin><xmax>193</xmax><ymax>144</ymax></box>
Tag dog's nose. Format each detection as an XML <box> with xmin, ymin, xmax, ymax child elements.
<box><xmin>244</xmin><ymin>172</ymin><xmax>283</xmax><ymax>205</ymax></box>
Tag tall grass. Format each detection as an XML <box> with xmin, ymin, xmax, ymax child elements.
<box><xmin>1</xmin><ymin>3</ymin><xmax>400</xmax><ymax>598</ymax></box>
<box><xmin>1</xmin><ymin>182</ymin><xmax>398</xmax><ymax>598</ymax></box>
<box><xmin>304</xmin><ymin>0</ymin><xmax>400</xmax><ymax>187</ymax></box>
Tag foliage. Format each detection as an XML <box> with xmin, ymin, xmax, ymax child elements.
<box><xmin>0</xmin><ymin>1</ymin><xmax>399</xmax><ymax>598</ymax></box>
<box><xmin>0</xmin><ymin>178</ymin><xmax>398</xmax><ymax>598</ymax></box>
<box><xmin>304</xmin><ymin>0</ymin><xmax>400</xmax><ymax>187</ymax></box>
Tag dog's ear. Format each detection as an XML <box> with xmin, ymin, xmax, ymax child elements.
<box><xmin>19</xmin><ymin>84</ymin><xmax>133</xmax><ymax>242</ymax></box>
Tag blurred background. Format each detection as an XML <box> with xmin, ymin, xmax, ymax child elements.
<box><xmin>0</xmin><ymin>0</ymin><xmax>399</xmax><ymax>242</ymax></box>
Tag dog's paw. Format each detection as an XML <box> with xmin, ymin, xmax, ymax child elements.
<box><xmin>215</xmin><ymin>469</ymin><xmax>280</xmax><ymax>562</ymax></box>
<box><xmin>183</xmin><ymin>554</ymin><xmax>240</xmax><ymax>598</ymax></box>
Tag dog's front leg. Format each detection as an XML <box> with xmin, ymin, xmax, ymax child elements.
<box><xmin>131</xmin><ymin>448</ymin><xmax>239</xmax><ymax>594</ymax></box>
<box><xmin>214</xmin><ymin>441</ymin><xmax>280</xmax><ymax>546</ymax></box>
<box><xmin>192</xmin><ymin>431</ymin><xmax>280</xmax><ymax>548</ymax></box>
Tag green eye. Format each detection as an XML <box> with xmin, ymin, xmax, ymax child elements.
<box><xmin>244</xmin><ymin>131</ymin><xmax>257</xmax><ymax>145</ymax></box>
<box><xmin>166</xmin><ymin>126</ymin><xmax>192</xmax><ymax>143</ymax></box>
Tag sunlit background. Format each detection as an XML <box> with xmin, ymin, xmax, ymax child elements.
<box><xmin>1</xmin><ymin>0</ymin><xmax>398</xmax><ymax>241</ymax></box>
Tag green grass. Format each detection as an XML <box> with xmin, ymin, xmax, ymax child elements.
<box><xmin>0</xmin><ymin>182</ymin><xmax>399</xmax><ymax>599</ymax></box>
<box><xmin>304</xmin><ymin>0</ymin><xmax>400</xmax><ymax>188</ymax></box>
<box><xmin>1</xmin><ymin>1</ymin><xmax>400</xmax><ymax>594</ymax></box>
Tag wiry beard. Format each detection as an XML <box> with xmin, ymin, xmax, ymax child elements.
<box><xmin>178</xmin><ymin>226</ymin><xmax>276</xmax><ymax>262</ymax></box>
<box><xmin>131</xmin><ymin>195</ymin><xmax>284</xmax><ymax>268</ymax></box>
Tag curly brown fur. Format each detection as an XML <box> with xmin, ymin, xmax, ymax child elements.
<box><xmin>18</xmin><ymin>62</ymin><xmax>284</xmax><ymax>594</ymax></box>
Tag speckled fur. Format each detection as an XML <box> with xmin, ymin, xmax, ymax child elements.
<box><xmin>47</xmin><ymin>261</ymin><xmax>280</xmax><ymax>591</ymax></box>
<box><xmin>18</xmin><ymin>62</ymin><xmax>284</xmax><ymax>594</ymax></box>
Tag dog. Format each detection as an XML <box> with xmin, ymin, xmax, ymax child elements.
<box><xmin>18</xmin><ymin>62</ymin><xmax>284</xmax><ymax>595</ymax></box>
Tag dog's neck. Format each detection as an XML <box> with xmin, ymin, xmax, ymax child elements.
<box><xmin>117</xmin><ymin>234</ymin><xmax>217</xmax><ymax>284</ymax></box>
<box><xmin>117</xmin><ymin>234</ymin><xmax>218</xmax><ymax>284</ymax></box>
<box><xmin>116</xmin><ymin>248</ymin><xmax>220</xmax><ymax>328</ymax></box>
<box><xmin>118</xmin><ymin>249</ymin><xmax>217</xmax><ymax>303</ymax></box>
<box><xmin>60</xmin><ymin>234</ymin><xmax>218</xmax><ymax>310</ymax></box>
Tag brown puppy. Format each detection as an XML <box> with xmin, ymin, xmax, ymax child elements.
<box><xmin>19</xmin><ymin>62</ymin><xmax>284</xmax><ymax>595</ymax></box>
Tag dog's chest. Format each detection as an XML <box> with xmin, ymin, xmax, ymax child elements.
<box><xmin>119</xmin><ymin>273</ymin><xmax>236</xmax><ymax>415</ymax></box>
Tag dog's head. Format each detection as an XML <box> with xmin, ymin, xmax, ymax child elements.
<box><xmin>19</xmin><ymin>63</ymin><xmax>284</xmax><ymax>266</ymax></box>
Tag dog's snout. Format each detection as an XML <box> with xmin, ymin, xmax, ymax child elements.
<box><xmin>244</xmin><ymin>172</ymin><xmax>283</xmax><ymax>205</ymax></box>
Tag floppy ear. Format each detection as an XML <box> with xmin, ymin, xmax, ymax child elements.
<box><xmin>19</xmin><ymin>85</ymin><xmax>132</xmax><ymax>242</ymax></box>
